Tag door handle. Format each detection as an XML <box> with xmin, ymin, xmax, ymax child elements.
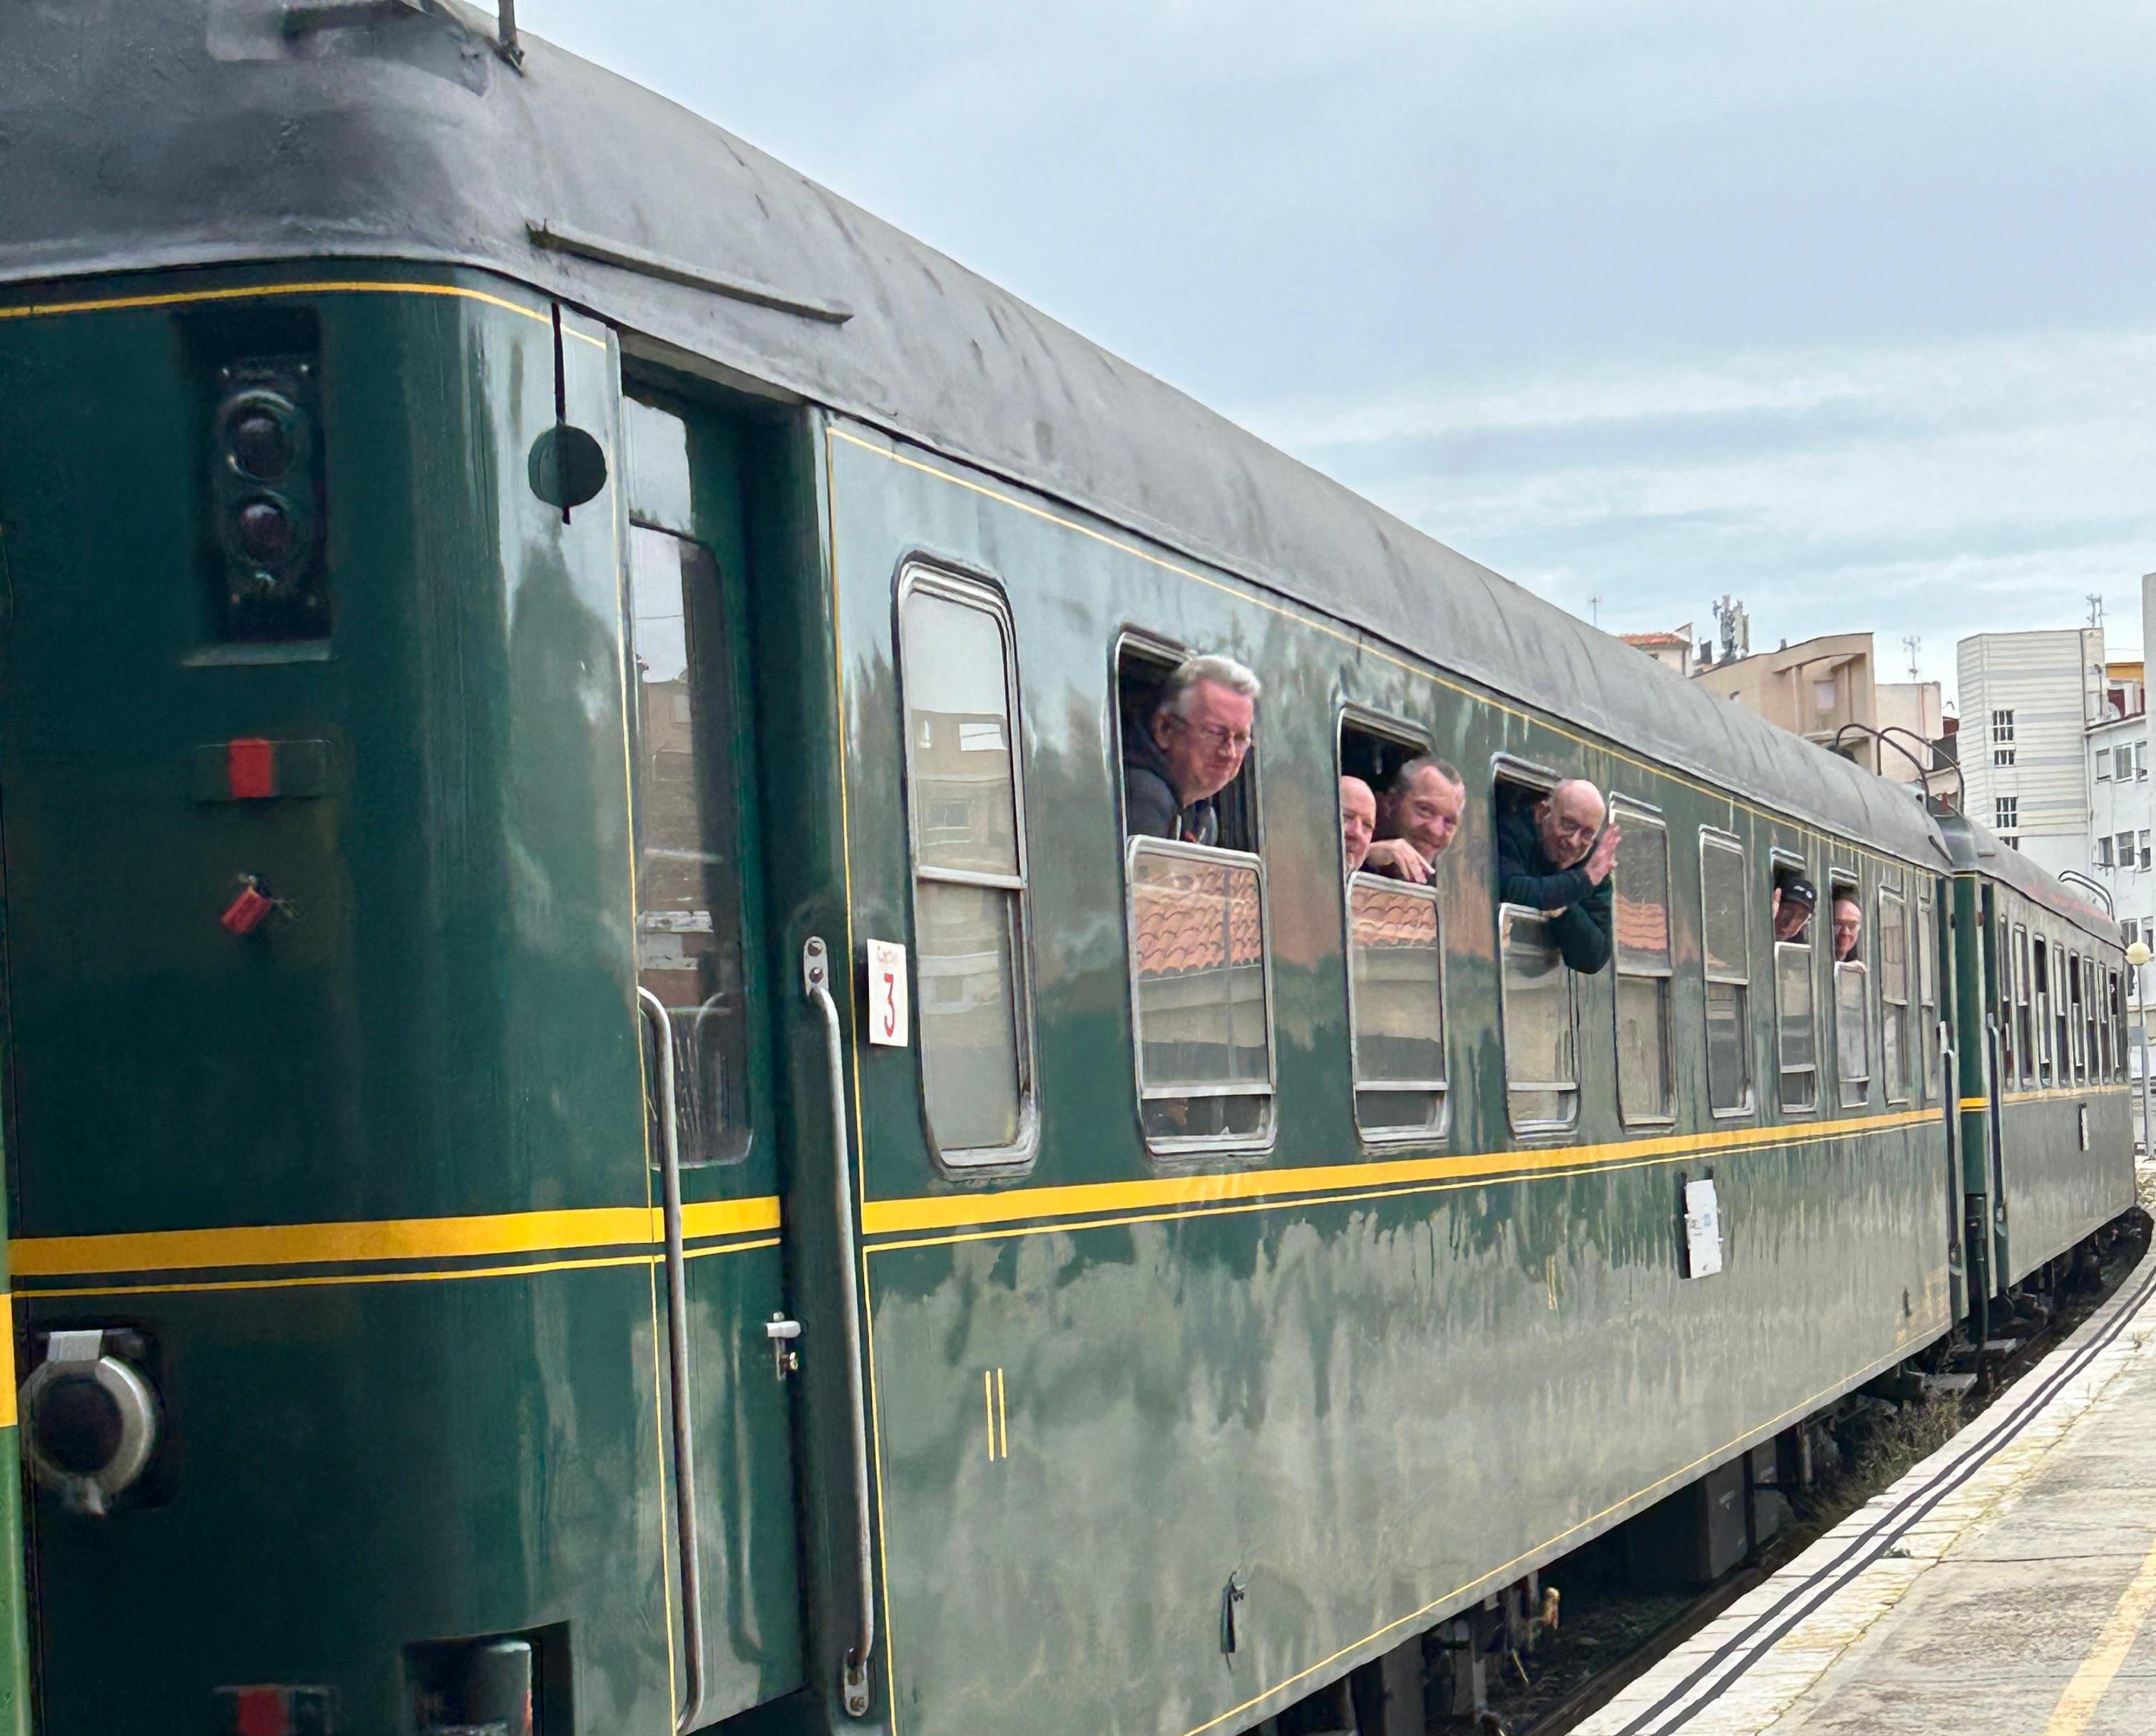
<box><xmin>640</xmin><ymin>986</ymin><xmax>707</xmax><ymax>1735</ymax></box>
<box><xmin>802</xmin><ymin>936</ymin><xmax>876</xmax><ymax>1718</ymax></box>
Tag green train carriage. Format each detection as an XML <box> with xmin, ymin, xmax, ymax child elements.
<box><xmin>0</xmin><ymin>6</ymin><xmax>2132</xmax><ymax>1736</ymax></box>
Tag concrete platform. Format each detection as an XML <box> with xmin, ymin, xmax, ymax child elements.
<box><xmin>1577</xmin><ymin>1255</ymin><xmax>2156</xmax><ymax>1736</ymax></box>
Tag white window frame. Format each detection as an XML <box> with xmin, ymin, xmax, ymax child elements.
<box><xmin>1345</xmin><ymin>871</ymin><xmax>1450</xmax><ymax>1143</ymax></box>
<box><xmin>1880</xmin><ymin>881</ymin><xmax>1911</xmax><ymax>1106</ymax></box>
<box><xmin>1992</xmin><ymin>708</ymin><xmax>2016</xmax><ymax>744</ymax></box>
<box><xmin>1831</xmin><ymin>873</ymin><xmax>1870</xmax><ymax>1107</ymax></box>
<box><xmin>1500</xmin><ymin>902</ymin><xmax>1581</xmax><ymax>1135</ymax></box>
<box><xmin>1612</xmin><ymin>799</ymin><xmax>1675</xmax><ymax>1129</ymax></box>
<box><xmin>2014</xmin><ymin>925</ymin><xmax>2035</xmax><ymax>1089</ymax></box>
<box><xmin>1124</xmin><ymin>834</ymin><xmax>1277</xmax><ymax>1156</ymax></box>
<box><xmin>896</xmin><ymin>565</ymin><xmax>1040</xmax><ymax>1170</ymax></box>
<box><xmin>1700</xmin><ymin>828</ymin><xmax>1755</xmax><ymax>1119</ymax></box>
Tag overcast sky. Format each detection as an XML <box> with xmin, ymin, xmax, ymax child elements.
<box><xmin>519</xmin><ymin>1</ymin><xmax>2156</xmax><ymax>707</ymax></box>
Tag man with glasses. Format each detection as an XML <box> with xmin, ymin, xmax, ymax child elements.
<box><xmin>1121</xmin><ymin>653</ymin><xmax>1261</xmax><ymax>846</ymax></box>
<box><xmin>1497</xmin><ymin>778</ymin><xmax>1619</xmax><ymax>973</ymax></box>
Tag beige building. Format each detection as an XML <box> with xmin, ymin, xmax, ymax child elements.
<box><xmin>1688</xmin><ymin>631</ymin><xmax>1944</xmax><ymax>785</ymax></box>
<box><xmin>1621</xmin><ymin>626</ymin><xmax>1695</xmax><ymax>678</ymax></box>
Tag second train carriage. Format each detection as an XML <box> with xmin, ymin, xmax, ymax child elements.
<box><xmin>0</xmin><ymin>6</ymin><xmax>2135</xmax><ymax>1735</ymax></box>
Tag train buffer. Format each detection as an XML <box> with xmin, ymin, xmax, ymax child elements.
<box><xmin>1577</xmin><ymin>1255</ymin><xmax>2156</xmax><ymax>1736</ymax></box>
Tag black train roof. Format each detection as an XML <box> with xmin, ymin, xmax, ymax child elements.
<box><xmin>1</xmin><ymin>0</ymin><xmax>1950</xmax><ymax>867</ymax></box>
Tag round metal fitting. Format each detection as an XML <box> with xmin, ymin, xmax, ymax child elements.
<box><xmin>21</xmin><ymin>1345</ymin><xmax>160</xmax><ymax>1516</ymax></box>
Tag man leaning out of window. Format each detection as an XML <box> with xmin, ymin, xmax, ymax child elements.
<box><xmin>1497</xmin><ymin>778</ymin><xmax>1619</xmax><ymax>974</ymax></box>
<box><xmin>1122</xmin><ymin>654</ymin><xmax>1259</xmax><ymax>847</ymax></box>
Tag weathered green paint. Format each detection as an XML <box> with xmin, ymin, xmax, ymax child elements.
<box><xmin>0</xmin><ymin>262</ymin><xmax>2130</xmax><ymax>1736</ymax></box>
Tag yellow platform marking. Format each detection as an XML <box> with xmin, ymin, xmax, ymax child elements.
<box><xmin>861</xmin><ymin>1110</ymin><xmax>1930</xmax><ymax>1239</ymax></box>
<box><xmin>10</xmin><ymin>1197</ymin><xmax>781</xmax><ymax>1280</ymax></box>
<box><xmin>2043</xmin><ymin>1529</ymin><xmax>2156</xmax><ymax>1736</ymax></box>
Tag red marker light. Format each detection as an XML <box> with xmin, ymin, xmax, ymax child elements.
<box><xmin>227</xmin><ymin>739</ymin><xmax>276</xmax><ymax>800</ymax></box>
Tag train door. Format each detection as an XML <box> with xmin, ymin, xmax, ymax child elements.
<box><xmin>620</xmin><ymin>388</ymin><xmax>807</xmax><ymax>1726</ymax></box>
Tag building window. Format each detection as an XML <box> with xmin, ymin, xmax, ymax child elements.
<box><xmin>2140</xmin><ymin>742</ymin><xmax>2150</xmax><ymax>781</ymax></box>
<box><xmin>1613</xmin><ymin>806</ymin><xmax>1675</xmax><ymax>1126</ymax></box>
<box><xmin>898</xmin><ymin>572</ymin><xmax>1036</xmax><ymax>1165</ymax></box>
<box><xmin>1701</xmin><ymin>832</ymin><xmax>1754</xmax><ymax>1116</ymax></box>
<box><xmin>1813</xmin><ymin>677</ymin><xmax>1837</xmax><ymax>713</ymax></box>
<box><xmin>2118</xmin><ymin>831</ymin><xmax>2135</xmax><ymax>868</ymax></box>
<box><xmin>1993</xmin><ymin>747</ymin><xmax>2016</xmax><ymax>767</ymax></box>
<box><xmin>1996</xmin><ymin>797</ymin><xmax>2018</xmax><ymax>833</ymax></box>
<box><xmin>2098</xmin><ymin>837</ymin><xmax>2115</xmax><ymax>868</ymax></box>
<box><xmin>2098</xmin><ymin>749</ymin><xmax>2112</xmax><ymax>781</ymax></box>
<box><xmin>1501</xmin><ymin>903</ymin><xmax>1579</xmax><ymax>1131</ymax></box>
<box><xmin>2141</xmin><ymin>829</ymin><xmax>2150</xmax><ymax>870</ymax></box>
<box><xmin>1991</xmin><ymin>709</ymin><xmax>2016</xmax><ymax>744</ymax></box>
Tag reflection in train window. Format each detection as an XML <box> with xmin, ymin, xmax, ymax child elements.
<box><xmin>1502</xmin><ymin>903</ymin><xmax>1578</xmax><ymax>1132</ymax></box>
<box><xmin>898</xmin><ymin>568</ymin><xmax>1035</xmax><ymax>1166</ymax></box>
<box><xmin>1700</xmin><ymin>832</ymin><xmax>1754</xmax><ymax>1116</ymax></box>
<box><xmin>1346</xmin><ymin>874</ymin><xmax>1447</xmax><ymax>1138</ymax></box>
<box><xmin>1613</xmin><ymin>806</ymin><xmax>1674</xmax><ymax>1126</ymax></box>
<box><xmin>1831</xmin><ymin>871</ymin><xmax>1868</xmax><ymax>1106</ymax></box>
<box><xmin>1916</xmin><ymin>885</ymin><xmax>1939</xmax><ymax>1100</ymax></box>
<box><xmin>1879</xmin><ymin>883</ymin><xmax>1910</xmax><ymax>1104</ymax></box>
<box><xmin>2033</xmin><ymin>935</ymin><xmax>2055</xmax><ymax>1086</ymax></box>
<box><xmin>2013</xmin><ymin>926</ymin><xmax>2035</xmax><ymax>1088</ymax></box>
<box><xmin>1775</xmin><ymin>941</ymin><xmax>1818</xmax><ymax>1113</ymax></box>
<box><xmin>1128</xmin><ymin>838</ymin><xmax>1274</xmax><ymax>1150</ymax></box>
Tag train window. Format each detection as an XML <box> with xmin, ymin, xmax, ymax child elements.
<box><xmin>1347</xmin><ymin>876</ymin><xmax>1448</xmax><ymax>1138</ymax></box>
<box><xmin>1700</xmin><ymin>832</ymin><xmax>1754</xmax><ymax>1116</ymax></box>
<box><xmin>2078</xmin><ymin>962</ymin><xmax>2095</xmax><ymax>1082</ymax></box>
<box><xmin>1116</xmin><ymin>640</ymin><xmax>1259</xmax><ymax>854</ymax></box>
<box><xmin>1916</xmin><ymin>885</ymin><xmax>1940</xmax><ymax>1101</ymax></box>
<box><xmin>2068</xmin><ymin>952</ymin><xmax>2085</xmax><ymax>1084</ymax></box>
<box><xmin>1613</xmin><ymin>804</ymin><xmax>1675</xmax><ymax>1126</ymax></box>
<box><xmin>2110</xmin><ymin>970</ymin><xmax>2126</xmax><ymax>1084</ymax></box>
<box><xmin>1502</xmin><ymin>903</ymin><xmax>1579</xmax><ymax>1132</ymax></box>
<box><xmin>628</xmin><ymin>522</ymin><xmax>753</xmax><ymax>1167</ymax></box>
<box><xmin>2013</xmin><ymin>925</ymin><xmax>2034</xmax><ymax>1088</ymax></box>
<box><xmin>2053</xmin><ymin>942</ymin><xmax>2072</xmax><ymax>1084</ymax></box>
<box><xmin>1831</xmin><ymin>871</ymin><xmax>1869</xmax><ymax>1106</ymax></box>
<box><xmin>1339</xmin><ymin>714</ymin><xmax>1448</xmax><ymax>1139</ymax></box>
<box><xmin>898</xmin><ymin>570</ymin><xmax>1036</xmax><ymax>1166</ymax></box>
<box><xmin>1775</xmin><ymin>939</ymin><xmax>1818</xmax><ymax>1113</ymax></box>
<box><xmin>1128</xmin><ymin>840</ymin><xmax>1274</xmax><ymax>1149</ymax></box>
<box><xmin>2033</xmin><ymin>937</ymin><xmax>2055</xmax><ymax>1086</ymax></box>
<box><xmin>1879</xmin><ymin>884</ymin><xmax>1911</xmax><ymax>1105</ymax></box>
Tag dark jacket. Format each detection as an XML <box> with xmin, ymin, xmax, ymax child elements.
<box><xmin>1495</xmin><ymin>803</ymin><xmax>1613</xmax><ymax>974</ymax></box>
<box><xmin>1121</xmin><ymin>724</ymin><xmax>1218</xmax><ymax>847</ymax></box>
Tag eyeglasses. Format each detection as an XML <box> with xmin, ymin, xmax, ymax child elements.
<box><xmin>1171</xmin><ymin>717</ymin><xmax>1252</xmax><ymax>754</ymax></box>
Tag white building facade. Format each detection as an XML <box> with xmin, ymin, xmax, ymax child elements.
<box><xmin>1956</xmin><ymin>627</ymin><xmax>2105</xmax><ymax>878</ymax></box>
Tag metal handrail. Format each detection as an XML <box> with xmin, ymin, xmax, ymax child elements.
<box><xmin>639</xmin><ymin>987</ymin><xmax>707</xmax><ymax>1735</ymax></box>
<box><xmin>802</xmin><ymin>938</ymin><xmax>876</xmax><ymax>1718</ymax></box>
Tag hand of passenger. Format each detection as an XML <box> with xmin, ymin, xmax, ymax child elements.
<box><xmin>1583</xmin><ymin>823</ymin><xmax>1621</xmax><ymax>885</ymax></box>
<box><xmin>1361</xmin><ymin>838</ymin><xmax>1431</xmax><ymax>884</ymax></box>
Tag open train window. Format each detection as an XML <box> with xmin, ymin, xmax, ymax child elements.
<box><xmin>1879</xmin><ymin>882</ymin><xmax>1911</xmax><ymax>1105</ymax></box>
<box><xmin>1830</xmin><ymin>870</ymin><xmax>1869</xmax><ymax>1106</ymax></box>
<box><xmin>897</xmin><ymin>567</ymin><xmax>1037</xmax><ymax>1167</ymax></box>
<box><xmin>1340</xmin><ymin>714</ymin><xmax>1448</xmax><ymax>1140</ymax></box>
<box><xmin>1700</xmin><ymin>831</ymin><xmax>1755</xmax><ymax>1117</ymax></box>
<box><xmin>1115</xmin><ymin>638</ymin><xmax>1259</xmax><ymax>853</ymax></box>
<box><xmin>1772</xmin><ymin>848</ymin><xmax>1817</xmax><ymax>1114</ymax></box>
<box><xmin>1612</xmin><ymin>800</ymin><xmax>1674</xmax><ymax>1126</ymax></box>
<box><xmin>2013</xmin><ymin>925</ymin><xmax>2033</xmax><ymax>1089</ymax></box>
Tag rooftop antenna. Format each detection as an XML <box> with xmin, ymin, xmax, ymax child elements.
<box><xmin>1589</xmin><ymin>596</ymin><xmax>1601</xmax><ymax>628</ymax></box>
<box><xmin>2088</xmin><ymin>592</ymin><xmax>2105</xmax><ymax>628</ymax></box>
<box><xmin>1901</xmin><ymin>635</ymin><xmax>1921</xmax><ymax>682</ymax></box>
<box><xmin>1712</xmin><ymin>595</ymin><xmax>1749</xmax><ymax>663</ymax></box>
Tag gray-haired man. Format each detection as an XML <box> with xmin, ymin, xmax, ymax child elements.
<box><xmin>1121</xmin><ymin>654</ymin><xmax>1261</xmax><ymax>846</ymax></box>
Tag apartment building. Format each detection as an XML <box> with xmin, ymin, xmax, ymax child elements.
<box><xmin>1956</xmin><ymin>627</ymin><xmax>2106</xmax><ymax>878</ymax></box>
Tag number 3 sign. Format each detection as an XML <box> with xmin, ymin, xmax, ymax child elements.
<box><xmin>866</xmin><ymin>940</ymin><xmax>910</xmax><ymax>1048</ymax></box>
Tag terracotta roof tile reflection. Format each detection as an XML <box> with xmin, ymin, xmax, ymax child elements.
<box><xmin>1134</xmin><ymin>863</ymin><xmax>1263</xmax><ymax>977</ymax></box>
<box><xmin>1616</xmin><ymin>892</ymin><xmax>1670</xmax><ymax>958</ymax></box>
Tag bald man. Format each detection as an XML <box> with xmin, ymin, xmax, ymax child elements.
<box><xmin>1340</xmin><ymin>776</ymin><xmax>1377</xmax><ymax>874</ymax></box>
<box><xmin>1497</xmin><ymin>778</ymin><xmax>1619</xmax><ymax>974</ymax></box>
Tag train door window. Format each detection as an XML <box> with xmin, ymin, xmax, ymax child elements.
<box><xmin>1700</xmin><ymin>831</ymin><xmax>1754</xmax><ymax>1116</ymax></box>
<box><xmin>628</xmin><ymin>523</ymin><xmax>753</xmax><ymax>1166</ymax></box>
<box><xmin>1879</xmin><ymin>883</ymin><xmax>1911</xmax><ymax>1104</ymax></box>
<box><xmin>1340</xmin><ymin>715</ymin><xmax>1448</xmax><ymax>1139</ymax></box>
<box><xmin>2013</xmin><ymin>926</ymin><xmax>2034</xmax><ymax>1087</ymax></box>
<box><xmin>1502</xmin><ymin>902</ymin><xmax>1578</xmax><ymax>1132</ymax></box>
<box><xmin>2033</xmin><ymin>937</ymin><xmax>2054</xmax><ymax>1085</ymax></box>
<box><xmin>1831</xmin><ymin>871</ymin><xmax>1869</xmax><ymax>1106</ymax></box>
<box><xmin>2053</xmin><ymin>940</ymin><xmax>2072</xmax><ymax>1082</ymax></box>
<box><xmin>2067</xmin><ymin>952</ymin><xmax>2085</xmax><ymax>1084</ymax></box>
<box><xmin>1116</xmin><ymin>640</ymin><xmax>1259</xmax><ymax>853</ymax></box>
<box><xmin>898</xmin><ymin>570</ymin><xmax>1036</xmax><ymax>1164</ymax></box>
<box><xmin>1916</xmin><ymin>885</ymin><xmax>1939</xmax><ymax>1101</ymax></box>
<box><xmin>2083</xmin><ymin>956</ymin><xmax>2100</xmax><ymax>1085</ymax></box>
<box><xmin>1613</xmin><ymin>803</ymin><xmax>1674</xmax><ymax>1126</ymax></box>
